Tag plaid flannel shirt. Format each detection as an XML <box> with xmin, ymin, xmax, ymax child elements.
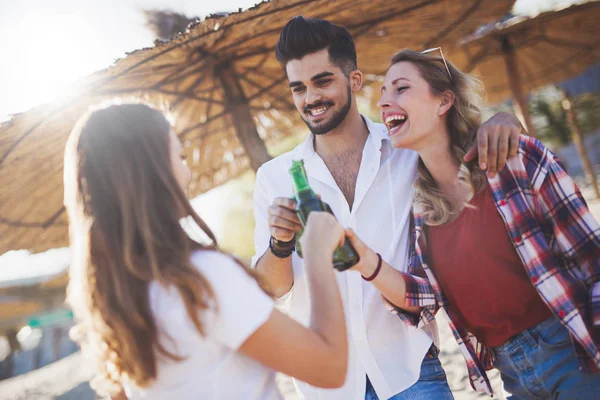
<box><xmin>396</xmin><ymin>135</ymin><xmax>600</xmax><ymax>396</ymax></box>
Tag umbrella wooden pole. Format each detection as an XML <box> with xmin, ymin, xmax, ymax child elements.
<box><xmin>501</xmin><ymin>37</ymin><xmax>536</xmax><ymax>137</ymax></box>
<box><xmin>559</xmin><ymin>89</ymin><xmax>600</xmax><ymax>199</ymax></box>
<box><xmin>216</xmin><ymin>62</ymin><xmax>271</xmax><ymax>171</ymax></box>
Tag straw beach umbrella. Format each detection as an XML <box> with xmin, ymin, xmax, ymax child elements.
<box><xmin>460</xmin><ymin>1</ymin><xmax>600</xmax><ymax>134</ymax></box>
<box><xmin>460</xmin><ymin>1</ymin><xmax>600</xmax><ymax>196</ymax></box>
<box><xmin>0</xmin><ymin>0</ymin><xmax>513</xmax><ymax>254</ymax></box>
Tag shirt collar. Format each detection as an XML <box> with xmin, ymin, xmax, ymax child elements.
<box><xmin>364</xmin><ymin>114</ymin><xmax>391</xmax><ymax>152</ymax></box>
<box><xmin>296</xmin><ymin>114</ymin><xmax>390</xmax><ymax>159</ymax></box>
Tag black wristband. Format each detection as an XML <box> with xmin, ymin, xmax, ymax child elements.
<box><xmin>269</xmin><ymin>236</ymin><xmax>295</xmax><ymax>258</ymax></box>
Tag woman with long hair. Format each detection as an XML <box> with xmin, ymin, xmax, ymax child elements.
<box><xmin>63</xmin><ymin>102</ymin><xmax>348</xmax><ymax>399</ymax></box>
<box><xmin>345</xmin><ymin>50</ymin><xmax>600</xmax><ymax>399</ymax></box>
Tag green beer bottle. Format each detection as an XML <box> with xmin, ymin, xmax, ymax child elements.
<box><xmin>289</xmin><ymin>159</ymin><xmax>360</xmax><ymax>271</ymax></box>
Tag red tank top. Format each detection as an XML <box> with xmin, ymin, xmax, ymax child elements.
<box><xmin>427</xmin><ymin>186</ymin><xmax>552</xmax><ymax>347</ymax></box>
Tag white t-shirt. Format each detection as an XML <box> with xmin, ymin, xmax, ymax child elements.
<box><xmin>124</xmin><ymin>250</ymin><xmax>280</xmax><ymax>400</ymax></box>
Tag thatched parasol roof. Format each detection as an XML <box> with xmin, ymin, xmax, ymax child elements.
<box><xmin>0</xmin><ymin>0</ymin><xmax>513</xmax><ymax>254</ymax></box>
<box><xmin>456</xmin><ymin>0</ymin><xmax>600</xmax><ymax>183</ymax></box>
<box><xmin>460</xmin><ymin>1</ymin><xmax>600</xmax><ymax>104</ymax></box>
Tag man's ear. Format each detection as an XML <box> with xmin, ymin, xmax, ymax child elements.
<box><xmin>438</xmin><ymin>90</ymin><xmax>455</xmax><ymax>116</ymax></box>
<box><xmin>349</xmin><ymin>69</ymin><xmax>364</xmax><ymax>93</ymax></box>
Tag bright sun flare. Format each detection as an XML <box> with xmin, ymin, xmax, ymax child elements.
<box><xmin>1</xmin><ymin>12</ymin><xmax>102</xmax><ymax>120</ymax></box>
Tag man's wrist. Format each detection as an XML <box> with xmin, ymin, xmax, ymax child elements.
<box><xmin>269</xmin><ymin>236</ymin><xmax>295</xmax><ymax>258</ymax></box>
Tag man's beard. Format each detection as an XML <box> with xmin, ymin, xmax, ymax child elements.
<box><xmin>302</xmin><ymin>86</ymin><xmax>352</xmax><ymax>136</ymax></box>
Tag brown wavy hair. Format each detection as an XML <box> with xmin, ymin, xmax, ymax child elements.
<box><xmin>390</xmin><ymin>50</ymin><xmax>488</xmax><ymax>225</ymax></box>
<box><xmin>63</xmin><ymin>102</ymin><xmax>265</xmax><ymax>394</ymax></box>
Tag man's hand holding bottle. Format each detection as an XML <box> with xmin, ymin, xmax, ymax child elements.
<box><xmin>267</xmin><ymin>197</ymin><xmax>301</xmax><ymax>243</ymax></box>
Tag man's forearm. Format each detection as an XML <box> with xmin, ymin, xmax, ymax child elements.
<box><xmin>255</xmin><ymin>249</ymin><xmax>294</xmax><ymax>298</ymax></box>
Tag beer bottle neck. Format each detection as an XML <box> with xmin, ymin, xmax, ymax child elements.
<box><xmin>290</xmin><ymin>162</ymin><xmax>312</xmax><ymax>196</ymax></box>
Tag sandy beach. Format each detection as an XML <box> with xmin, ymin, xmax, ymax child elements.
<box><xmin>0</xmin><ymin>314</ymin><xmax>503</xmax><ymax>400</ymax></box>
<box><xmin>0</xmin><ymin>187</ymin><xmax>598</xmax><ymax>400</ymax></box>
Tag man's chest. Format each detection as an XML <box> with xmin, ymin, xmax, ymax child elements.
<box><xmin>320</xmin><ymin>166</ymin><xmax>414</xmax><ymax>263</ymax></box>
<box><xmin>322</xmin><ymin>151</ymin><xmax>363</xmax><ymax>208</ymax></box>
<box><xmin>267</xmin><ymin>150</ymin><xmax>417</xmax><ymax>245</ymax></box>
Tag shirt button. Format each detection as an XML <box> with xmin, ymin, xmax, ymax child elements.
<box><xmin>514</xmin><ymin>236</ymin><xmax>522</xmax><ymax>243</ymax></box>
<box><xmin>499</xmin><ymin>200</ymin><xmax>507</xmax><ymax>206</ymax></box>
<box><xmin>558</xmin><ymin>310</ymin><xmax>566</xmax><ymax>318</ymax></box>
<box><xmin>532</xmin><ymin>276</ymin><xmax>539</xmax><ymax>284</ymax></box>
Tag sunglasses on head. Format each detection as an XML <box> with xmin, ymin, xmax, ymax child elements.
<box><xmin>421</xmin><ymin>47</ymin><xmax>453</xmax><ymax>81</ymax></box>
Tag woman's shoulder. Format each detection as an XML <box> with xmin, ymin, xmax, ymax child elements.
<box><xmin>148</xmin><ymin>251</ymin><xmax>253</xmax><ymax>318</ymax></box>
<box><xmin>190</xmin><ymin>249</ymin><xmax>237</xmax><ymax>266</ymax></box>
<box><xmin>149</xmin><ymin>250</ymin><xmax>241</xmax><ymax>299</ymax></box>
<box><xmin>517</xmin><ymin>134</ymin><xmax>557</xmax><ymax>166</ymax></box>
<box><xmin>506</xmin><ymin>135</ymin><xmax>565</xmax><ymax>192</ymax></box>
<box><xmin>190</xmin><ymin>249</ymin><xmax>248</xmax><ymax>281</ymax></box>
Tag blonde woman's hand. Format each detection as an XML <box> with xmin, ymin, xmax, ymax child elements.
<box><xmin>300</xmin><ymin>212</ymin><xmax>345</xmax><ymax>258</ymax></box>
<box><xmin>344</xmin><ymin>228</ymin><xmax>379</xmax><ymax>277</ymax></box>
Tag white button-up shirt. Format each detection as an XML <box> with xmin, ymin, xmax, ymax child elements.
<box><xmin>251</xmin><ymin>116</ymin><xmax>432</xmax><ymax>400</ymax></box>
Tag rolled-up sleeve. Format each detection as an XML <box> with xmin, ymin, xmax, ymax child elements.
<box><xmin>401</xmin><ymin>272</ymin><xmax>437</xmax><ymax>309</ymax></box>
<box><xmin>391</xmin><ymin>240</ymin><xmax>438</xmax><ymax>329</ymax></box>
<box><xmin>397</xmin><ymin>272</ymin><xmax>437</xmax><ymax>327</ymax></box>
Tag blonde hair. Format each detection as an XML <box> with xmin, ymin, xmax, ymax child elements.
<box><xmin>390</xmin><ymin>50</ymin><xmax>488</xmax><ymax>226</ymax></box>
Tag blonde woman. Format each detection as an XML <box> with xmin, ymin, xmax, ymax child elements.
<box><xmin>63</xmin><ymin>103</ymin><xmax>348</xmax><ymax>399</ymax></box>
<box><xmin>346</xmin><ymin>50</ymin><xmax>600</xmax><ymax>399</ymax></box>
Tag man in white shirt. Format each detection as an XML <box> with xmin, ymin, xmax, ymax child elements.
<box><xmin>252</xmin><ymin>16</ymin><xmax>523</xmax><ymax>400</ymax></box>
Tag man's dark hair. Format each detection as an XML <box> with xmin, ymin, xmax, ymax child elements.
<box><xmin>275</xmin><ymin>16</ymin><xmax>357</xmax><ymax>76</ymax></box>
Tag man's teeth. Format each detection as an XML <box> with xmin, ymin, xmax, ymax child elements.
<box><xmin>310</xmin><ymin>106</ymin><xmax>329</xmax><ymax>116</ymax></box>
<box><xmin>385</xmin><ymin>115</ymin><xmax>407</xmax><ymax>125</ymax></box>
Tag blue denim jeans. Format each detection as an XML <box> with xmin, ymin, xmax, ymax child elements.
<box><xmin>492</xmin><ymin>316</ymin><xmax>600</xmax><ymax>399</ymax></box>
<box><xmin>365</xmin><ymin>351</ymin><xmax>454</xmax><ymax>400</ymax></box>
